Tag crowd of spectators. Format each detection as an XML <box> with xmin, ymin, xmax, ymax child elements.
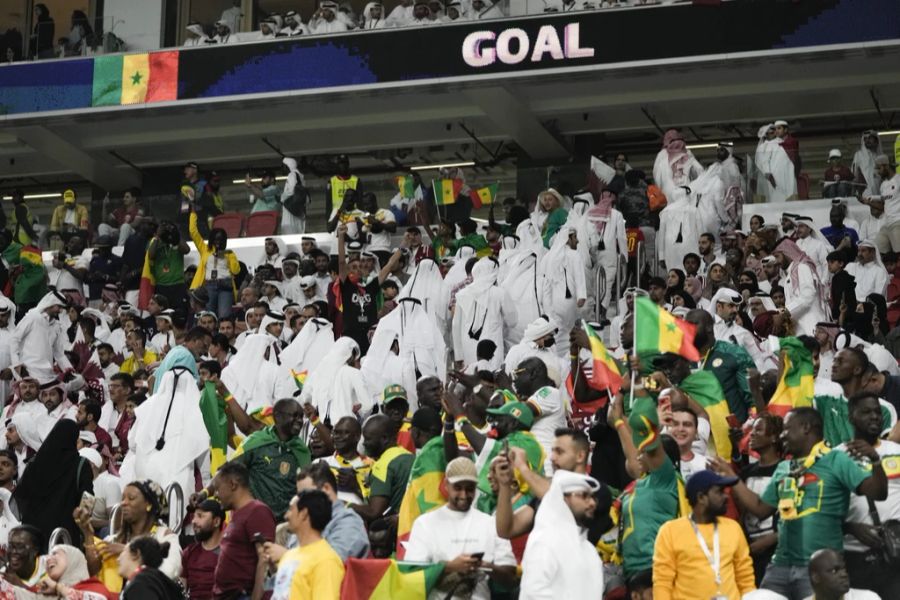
<box><xmin>0</xmin><ymin>123</ymin><xmax>897</xmax><ymax>599</ymax></box>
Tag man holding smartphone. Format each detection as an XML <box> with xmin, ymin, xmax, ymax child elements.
<box><xmin>404</xmin><ymin>457</ymin><xmax>517</xmax><ymax>600</ymax></box>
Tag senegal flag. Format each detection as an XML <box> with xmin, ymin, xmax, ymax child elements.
<box><xmin>341</xmin><ymin>558</ymin><xmax>444</xmax><ymax>600</ymax></box>
<box><xmin>768</xmin><ymin>337</ymin><xmax>815</xmax><ymax>417</ymax></box>
<box><xmin>290</xmin><ymin>369</ymin><xmax>308</xmax><ymax>393</ymax></box>
<box><xmin>396</xmin><ymin>175</ymin><xmax>416</xmax><ymax>199</ymax></box>
<box><xmin>476</xmin><ymin>431</ymin><xmax>544</xmax><ymax>514</ymax></box>
<box><xmin>679</xmin><ymin>370</ymin><xmax>732</xmax><ymax>459</ymax></box>
<box><xmin>396</xmin><ymin>437</ymin><xmax>447</xmax><ymax>558</ymax></box>
<box><xmin>199</xmin><ymin>381</ymin><xmax>228</xmax><ymax>475</ymax></box>
<box><xmin>432</xmin><ymin>179</ymin><xmax>462</xmax><ymax>206</ymax></box>
<box><xmin>12</xmin><ymin>244</ymin><xmax>47</xmax><ymax>305</ymax></box>
<box><xmin>92</xmin><ymin>51</ymin><xmax>179</xmax><ymax>107</ymax></box>
<box><xmin>634</xmin><ymin>297</ymin><xmax>700</xmax><ymax>361</ymax></box>
<box><xmin>469</xmin><ymin>183</ymin><xmax>498</xmax><ymax>209</ymax></box>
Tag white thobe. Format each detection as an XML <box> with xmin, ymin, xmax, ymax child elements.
<box><xmin>657</xmin><ymin>200</ymin><xmax>701</xmax><ymax>272</ymax></box>
<box><xmin>714</xmin><ymin>316</ymin><xmax>770</xmax><ymax>372</ymax></box>
<box><xmin>10</xmin><ymin>312</ymin><xmax>72</xmax><ymax>383</ymax></box>
<box><xmin>541</xmin><ymin>248</ymin><xmax>587</xmax><ymax>357</ymax></box>
<box><xmin>452</xmin><ymin>286</ymin><xmax>517</xmax><ymax>370</ymax></box>
<box><xmin>846</xmin><ymin>261</ymin><xmax>888</xmax><ymax>298</ymax></box>
<box><xmin>796</xmin><ymin>236</ymin><xmax>831</xmax><ymax>280</ymax></box>
<box><xmin>783</xmin><ymin>263</ymin><xmax>826</xmax><ymax>336</ymax></box>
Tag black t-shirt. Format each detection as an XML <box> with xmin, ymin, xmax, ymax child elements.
<box><xmin>340</xmin><ymin>277</ymin><xmax>380</xmax><ymax>337</ymax></box>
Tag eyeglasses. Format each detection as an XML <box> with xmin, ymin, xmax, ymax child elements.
<box><xmin>564</xmin><ymin>490</ymin><xmax>594</xmax><ymax>500</ymax></box>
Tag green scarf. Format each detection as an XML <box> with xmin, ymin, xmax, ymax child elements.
<box><xmin>199</xmin><ymin>381</ymin><xmax>228</xmax><ymax>474</ymax></box>
<box><xmin>476</xmin><ymin>430</ymin><xmax>545</xmax><ymax>514</ymax></box>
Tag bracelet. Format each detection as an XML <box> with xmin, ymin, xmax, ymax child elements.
<box><xmin>613</xmin><ymin>419</ymin><xmax>625</xmax><ymax>429</ymax></box>
<box><xmin>224</xmin><ymin>394</ymin><xmax>234</xmax><ymax>403</ymax></box>
<box><xmin>310</xmin><ymin>417</ymin><xmax>320</xmax><ymax>427</ymax></box>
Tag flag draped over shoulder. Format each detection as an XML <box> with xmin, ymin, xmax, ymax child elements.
<box><xmin>476</xmin><ymin>431</ymin><xmax>544</xmax><ymax>514</ymax></box>
<box><xmin>199</xmin><ymin>381</ymin><xmax>228</xmax><ymax>474</ymax></box>
<box><xmin>768</xmin><ymin>337</ymin><xmax>815</xmax><ymax>417</ymax></box>
<box><xmin>341</xmin><ymin>558</ymin><xmax>444</xmax><ymax>600</ymax></box>
<box><xmin>396</xmin><ymin>436</ymin><xmax>447</xmax><ymax>558</ymax></box>
<box><xmin>432</xmin><ymin>179</ymin><xmax>462</xmax><ymax>206</ymax></box>
<box><xmin>565</xmin><ymin>321</ymin><xmax>622</xmax><ymax>413</ymax></box>
<box><xmin>468</xmin><ymin>183</ymin><xmax>498</xmax><ymax>209</ymax></box>
<box><xmin>137</xmin><ymin>248</ymin><xmax>155</xmax><ymax>311</ymax></box>
<box><xmin>634</xmin><ymin>297</ymin><xmax>700</xmax><ymax>361</ymax></box>
<box><xmin>679</xmin><ymin>370</ymin><xmax>732</xmax><ymax>459</ymax></box>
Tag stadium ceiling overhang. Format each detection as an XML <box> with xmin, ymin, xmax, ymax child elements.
<box><xmin>1</xmin><ymin>0</ymin><xmax>899</xmax><ymax>190</ymax></box>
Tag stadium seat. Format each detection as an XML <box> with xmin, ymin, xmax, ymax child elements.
<box><xmin>212</xmin><ymin>212</ymin><xmax>244</xmax><ymax>238</ymax></box>
<box><xmin>245</xmin><ymin>211</ymin><xmax>279</xmax><ymax>237</ymax></box>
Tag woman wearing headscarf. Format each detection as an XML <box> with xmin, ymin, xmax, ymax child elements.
<box><xmin>664</xmin><ymin>269</ymin><xmax>686</xmax><ymax>306</ymax></box>
<box><xmin>78</xmin><ymin>480</ymin><xmax>181</xmax><ymax>594</ymax></box>
<box><xmin>652</xmin><ymin>129</ymin><xmax>704</xmax><ymax>200</ymax></box>
<box><xmin>11</xmin><ymin>420</ymin><xmax>91</xmax><ymax>550</ymax></box>
<box><xmin>539</xmin><ymin>226</ymin><xmax>587</xmax><ymax>357</ymax></box>
<box><xmin>452</xmin><ymin>258</ymin><xmax>517</xmax><ymax>370</ymax></box>
<box><xmin>300</xmin><ymin>337</ymin><xmax>373</xmax><ymax>426</ymax></box>
<box><xmin>0</xmin><ymin>544</ymin><xmax>115</xmax><ymax>600</ymax></box>
<box><xmin>117</xmin><ymin>536</ymin><xmax>182</xmax><ymax>600</ymax></box>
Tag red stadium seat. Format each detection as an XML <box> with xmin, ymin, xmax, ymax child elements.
<box><xmin>212</xmin><ymin>212</ymin><xmax>244</xmax><ymax>238</ymax></box>
<box><xmin>245</xmin><ymin>211</ymin><xmax>279</xmax><ymax>237</ymax></box>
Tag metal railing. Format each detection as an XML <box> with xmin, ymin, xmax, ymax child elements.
<box><xmin>108</xmin><ymin>503</ymin><xmax>122</xmax><ymax>539</ymax></box>
<box><xmin>165</xmin><ymin>482</ymin><xmax>185</xmax><ymax>534</ymax></box>
<box><xmin>48</xmin><ymin>527</ymin><xmax>72</xmax><ymax>548</ymax></box>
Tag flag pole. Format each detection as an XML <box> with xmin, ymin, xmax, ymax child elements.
<box><xmin>630</xmin><ymin>300</ymin><xmax>637</xmax><ymax>408</ymax></box>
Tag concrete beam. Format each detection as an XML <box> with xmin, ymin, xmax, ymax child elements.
<box><xmin>10</xmin><ymin>125</ymin><xmax>141</xmax><ymax>190</ymax></box>
<box><xmin>463</xmin><ymin>86</ymin><xmax>568</xmax><ymax>161</ymax></box>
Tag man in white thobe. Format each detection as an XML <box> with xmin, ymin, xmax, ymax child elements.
<box><xmin>452</xmin><ymin>258</ymin><xmax>517</xmax><ymax>371</ymax></box>
<box><xmin>657</xmin><ymin>187</ymin><xmax>701</xmax><ymax>273</ymax></box>
<box><xmin>539</xmin><ymin>227</ymin><xmax>587</xmax><ymax>357</ymax></box>
<box><xmin>520</xmin><ymin>471</ymin><xmax>604</xmax><ymax>598</ymax></box>
<box><xmin>794</xmin><ymin>216</ymin><xmax>832</xmax><ymax>280</ymax></box>
<box><xmin>219</xmin><ymin>0</ymin><xmax>243</xmax><ymax>34</ymax></box>
<box><xmin>846</xmin><ymin>240</ymin><xmax>888</xmax><ymax>299</ymax></box>
<box><xmin>709</xmin><ymin>288</ymin><xmax>770</xmax><ymax>371</ymax></box>
<box><xmin>10</xmin><ymin>291</ymin><xmax>72</xmax><ymax>384</ymax></box>
<box><xmin>773</xmin><ymin>238</ymin><xmax>827</xmax><ymax>336</ymax></box>
<box><xmin>0</xmin><ymin>299</ymin><xmax>15</xmax><ymax>408</ymax></box>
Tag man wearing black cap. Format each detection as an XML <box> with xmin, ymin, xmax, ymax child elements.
<box><xmin>245</xmin><ymin>169</ymin><xmax>282</xmax><ymax>214</ymax></box>
<box><xmin>653</xmin><ymin>469</ymin><xmax>755</xmax><ymax>599</ymax></box>
<box><xmin>182</xmin><ymin>499</ymin><xmax>225</xmax><ymax>600</ymax></box>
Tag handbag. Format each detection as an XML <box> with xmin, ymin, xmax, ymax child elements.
<box><xmin>283</xmin><ymin>183</ymin><xmax>309</xmax><ymax>218</ymax></box>
<box><xmin>867</xmin><ymin>496</ymin><xmax>900</xmax><ymax>566</ymax></box>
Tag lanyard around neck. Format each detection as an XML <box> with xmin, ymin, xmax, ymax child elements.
<box><xmin>689</xmin><ymin>515</ymin><xmax>721</xmax><ymax>588</ymax></box>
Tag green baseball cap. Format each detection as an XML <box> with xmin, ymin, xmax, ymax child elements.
<box><xmin>486</xmin><ymin>401</ymin><xmax>534</xmax><ymax>429</ymax></box>
<box><xmin>382</xmin><ymin>384</ymin><xmax>408</xmax><ymax>405</ymax></box>
<box><xmin>629</xmin><ymin>396</ymin><xmax>661</xmax><ymax>452</ymax></box>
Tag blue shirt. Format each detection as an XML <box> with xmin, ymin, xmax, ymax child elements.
<box><xmin>820</xmin><ymin>225</ymin><xmax>859</xmax><ymax>250</ymax></box>
<box><xmin>287</xmin><ymin>500</ymin><xmax>370</xmax><ymax>562</ymax></box>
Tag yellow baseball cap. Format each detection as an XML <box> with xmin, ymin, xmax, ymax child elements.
<box><xmin>63</xmin><ymin>189</ymin><xmax>75</xmax><ymax>203</ymax></box>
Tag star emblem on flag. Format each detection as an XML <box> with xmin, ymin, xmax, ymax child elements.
<box><xmin>666</xmin><ymin>322</ymin><xmax>677</xmax><ymax>332</ymax></box>
<box><xmin>131</xmin><ymin>71</ymin><xmax>143</xmax><ymax>85</ymax></box>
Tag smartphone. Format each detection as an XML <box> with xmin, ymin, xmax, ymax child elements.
<box><xmin>726</xmin><ymin>414</ymin><xmax>741</xmax><ymax>429</ymax></box>
<box><xmin>470</xmin><ymin>552</ymin><xmax>485</xmax><ymax>561</ymax></box>
<box><xmin>501</xmin><ymin>439</ymin><xmax>509</xmax><ymax>458</ymax></box>
<box><xmin>252</xmin><ymin>532</ymin><xmax>267</xmax><ymax>546</ymax></box>
<box><xmin>80</xmin><ymin>491</ymin><xmax>96</xmax><ymax>514</ymax></box>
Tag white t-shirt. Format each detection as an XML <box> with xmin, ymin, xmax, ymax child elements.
<box><xmin>838</xmin><ymin>439</ymin><xmax>900</xmax><ymax>553</ymax></box>
<box><xmin>53</xmin><ymin>253</ymin><xmax>89</xmax><ymax>291</ymax></box>
<box><xmin>365</xmin><ymin>209</ymin><xmax>396</xmax><ymax>252</ymax></box>
<box><xmin>526</xmin><ymin>386</ymin><xmax>567</xmax><ymax>473</ymax></box>
<box><xmin>92</xmin><ymin>471</ymin><xmax>123</xmax><ymax>523</ymax></box>
<box><xmin>679</xmin><ymin>452</ymin><xmax>708</xmax><ymax>482</ymax></box>
<box><xmin>802</xmin><ymin>591</ymin><xmax>880</xmax><ymax>600</ymax></box>
<box><xmin>404</xmin><ymin>505</ymin><xmax>516</xmax><ymax>600</ymax></box>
